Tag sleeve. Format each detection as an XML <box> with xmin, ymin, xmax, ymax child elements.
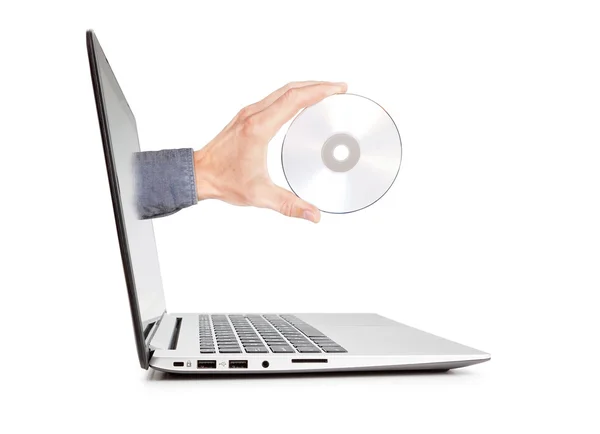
<box><xmin>133</xmin><ymin>148</ymin><xmax>198</xmax><ymax>219</ymax></box>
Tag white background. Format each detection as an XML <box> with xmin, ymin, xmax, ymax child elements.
<box><xmin>1</xmin><ymin>1</ymin><xmax>599</xmax><ymax>432</ymax></box>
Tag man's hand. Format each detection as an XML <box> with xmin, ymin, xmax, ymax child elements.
<box><xmin>193</xmin><ymin>81</ymin><xmax>348</xmax><ymax>223</ymax></box>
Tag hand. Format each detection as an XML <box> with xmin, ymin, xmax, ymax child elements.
<box><xmin>193</xmin><ymin>81</ymin><xmax>347</xmax><ymax>223</ymax></box>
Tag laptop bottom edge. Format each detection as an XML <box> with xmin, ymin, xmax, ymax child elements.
<box><xmin>149</xmin><ymin>355</ymin><xmax>490</xmax><ymax>374</ymax></box>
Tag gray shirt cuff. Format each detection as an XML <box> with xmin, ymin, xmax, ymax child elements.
<box><xmin>133</xmin><ymin>148</ymin><xmax>198</xmax><ymax>219</ymax></box>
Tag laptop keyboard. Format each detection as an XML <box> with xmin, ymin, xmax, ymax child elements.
<box><xmin>198</xmin><ymin>314</ymin><xmax>347</xmax><ymax>354</ymax></box>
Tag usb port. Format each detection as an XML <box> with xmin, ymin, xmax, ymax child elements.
<box><xmin>228</xmin><ymin>360</ymin><xmax>248</xmax><ymax>369</ymax></box>
<box><xmin>197</xmin><ymin>360</ymin><xmax>217</xmax><ymax>369</ymax></box>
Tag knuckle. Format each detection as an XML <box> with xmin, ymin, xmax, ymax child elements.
<box><xmin>282</xmin><ymin>88</ymin><xmax>298</xmax><ymax>102</ymax></box>
<box><xmin>237</xmin><ymin>106</ymin><xmax>253</xmax><ymax>120</ymax></box>
<box><xmin>279</xmin><ymin>200</ymin><xmax>295</xmax><ymax>217</ymax></box>
<box><xmin>240</xmin><ymin>114</ymin><xmax>260</xmax><ymax>136</ymax></box>
<box><xmin>283</xmin><ymin>81</ymin><xmax>299</xmax><ymax>91</ymax></box>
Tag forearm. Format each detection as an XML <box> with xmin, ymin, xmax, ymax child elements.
<box><xmin>133</xmin><ymin>148</ymin><xmax>198</xmax><ymax>219</ymax></box>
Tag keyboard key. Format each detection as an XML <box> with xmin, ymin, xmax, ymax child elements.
<box><xmin>244</xmin><ymin>347</ymin><xmax>268</xmax><ymax>353</ymax></box>
<box><xmin>269</xmin><ymin>346</ymin><xmax>295</xmax><ymax>353</ymax></box>
<box><xmin>313</xmin><ymin>339</ymin><xmax>337</xmax><ymax>345</ymax></box>
<box><xmin>291</xmin><ymin>342</ymin><xmax>312</xmax><ymax>347</ymax></box>
<box><xmin>219</xmin><ymin>348</ymin><xmax>242</xmax><ymax>353</ymax></box>
<box><xmin>303</xmin><ymin>331</ymin><xmax>326</xmax><ymax>338</ymax></box>
<box><xmin>296</xmin><ymin>347</ymin><xmax>322</xmax><ymax>353</ymax></box>
<box><xmin>321</xmin><ymin>347</ymin><xmax>347</xmax><ymax>353</ymax></box>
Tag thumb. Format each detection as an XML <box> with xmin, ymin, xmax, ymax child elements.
<box><xmin>261</xmin><ymin>185</ymin><xmax>321</xmax><ymax>223</ymax></box>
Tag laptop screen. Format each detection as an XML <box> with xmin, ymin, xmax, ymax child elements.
<box><xmin>88</xmin><ymin>31</ymin><xmax>167</xmax><ymax>366</ymax></box>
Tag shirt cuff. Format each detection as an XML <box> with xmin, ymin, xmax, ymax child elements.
<box><xmin>133</xmin><ymin>148</ymin><xmax>198</xmax><ymax>219</ymax></box>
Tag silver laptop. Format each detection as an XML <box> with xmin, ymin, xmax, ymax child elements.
<box><xmin>87</xmin><ymin>30</ymin><xmax>490</xmax><ymax>374</ymax></box>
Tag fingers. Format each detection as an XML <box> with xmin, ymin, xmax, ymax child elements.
<box><xmin>240</xmin><ymin>81</ymin><xmax>324</xmax><ymax>118</ymax></box>
<box><xmin>251</xmin><ymin>82</ymin><xmax>347</xmax><ymax>137</ymax></box>
<box><xmin>258</xmin><ymin>184</ymin><xmax>321</xmax><ymax>223</ymax></box>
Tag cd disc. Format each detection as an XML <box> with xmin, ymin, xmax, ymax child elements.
<box><xmin>282</xmin><ymin>93</ymin><xmax>402</xmax><ymax>213</ymax></box>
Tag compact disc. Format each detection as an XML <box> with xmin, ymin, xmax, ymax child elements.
<box><xmin>282</xmin><ymin>93</ymin><xmax>402</xmax><ymax>213</ymax></box>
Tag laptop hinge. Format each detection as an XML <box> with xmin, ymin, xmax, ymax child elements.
<box><xmin>143</xmin><ymin>311</ymin><xmax>166</xmax><ymax>347</ymax></box>
<box><xmin>148</xmin><ymin>312</ymin><xmax>180</xmax><ymax>350</ymax></box>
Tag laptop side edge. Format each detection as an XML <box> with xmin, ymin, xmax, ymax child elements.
<box><xmin>86</xmin><ymin>29</ymin><xmax>153</xmax><ymax>369</ymax></box>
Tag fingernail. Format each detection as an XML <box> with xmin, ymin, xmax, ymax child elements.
<box><xmin>302</xmin><ymin>210</ymin><xmax>316</xmax><ymax>222</ymax></box>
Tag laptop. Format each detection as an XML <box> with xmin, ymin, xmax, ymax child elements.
<box><xmin>86</xmin><ymin>30</ymin><xmax>490</xmax><ymax>373</ymax></box>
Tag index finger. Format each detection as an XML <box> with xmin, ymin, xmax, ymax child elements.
<box><xmin>241</xmin><ymin>81</ymin><xmax>325</xmax><ymax>118</ymax></box>
<box><xmin>252</xmin><ymin>82</ymin><xmax>347</xmax><ymax>137</ymax></box>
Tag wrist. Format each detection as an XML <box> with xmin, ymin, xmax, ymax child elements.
<box><xmin>193</xmin><ymin>148</ymin><xmax>221</xmax><ymax>201</ymax></box>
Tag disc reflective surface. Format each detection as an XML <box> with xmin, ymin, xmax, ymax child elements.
<box><xmin>282</xmin><ymin>94</ymin><xmax>402</xmax><ymax>213</ymax></box>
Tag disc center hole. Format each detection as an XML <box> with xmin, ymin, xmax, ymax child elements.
<box><xmin>333</xmin><ymin>144</ymin><xmax>350</xmax><ymax>162</ymax></box>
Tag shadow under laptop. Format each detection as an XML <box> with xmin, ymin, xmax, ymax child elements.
<box><xmin>146</xmin><ymin>368</ymin><xmax>470</xmax><ymax>381</ymax></box>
